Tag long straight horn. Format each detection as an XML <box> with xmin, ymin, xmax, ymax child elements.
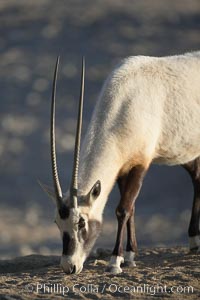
<box><xmin>51</xmin><ymin>56</ymin><xmax>63</xmax><ymax>208</ymax></box>
<box><xmin>70</xmin><ymin>57</ymin><xmax>85</xmax><ymax>208</ymax></box>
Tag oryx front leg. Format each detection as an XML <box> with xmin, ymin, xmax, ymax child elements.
<box><xmin>106</xmin><ymin>165</ymin><xmax>147</xmax><ymax>274</ymax></box>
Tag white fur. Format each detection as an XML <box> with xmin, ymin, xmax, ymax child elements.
<box><xmin>108</xmin><ymin>255</ymin><xmax>124</xmax><ymax>273</ymax></box>
<box><xmin>125</xmin><ymin>251</ymin><xmax>136</xmax><ymax>266</ymax></box>
<box><xmin>79</xmin><ymin>51</ymin><xmax>200</xmax><ymax>220</ymax></box>
<box><xmin>52</xmin><ymin>51</ymin><xmax>200</xmax><ymax>273</ymax></box>
<box><xmin>61</xmin><ymin>254</ymin><xmax>84</xmax><ymax>274</ymax></box>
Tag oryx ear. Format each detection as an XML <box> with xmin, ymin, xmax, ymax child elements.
<box><xmin>38</xmin><ymin>180</ymin><xmax>56</xmax><ymax>204</ymax></box>
<box><xmin>88</xmin><ymin>180</ymin><xmax>101</xmax><ymax>205</ymax></box>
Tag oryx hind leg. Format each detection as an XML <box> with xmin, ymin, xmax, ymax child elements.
<box><xmin>182</xmin><ymin>157</ymin><xmax>200</xmax><ymax>252</ymax></box>
<box><xmin>106</xmin><ymin>164</ymin><xmax>148</xmax><ymax>274</ymax></box>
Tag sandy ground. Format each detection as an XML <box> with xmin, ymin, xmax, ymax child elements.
<box><xmin>0</xmin><ymin>247</ymin><xmax>199</xmax><ymax>299</ymax></box>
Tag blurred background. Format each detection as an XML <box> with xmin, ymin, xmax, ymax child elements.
<box><xmin>0</xmin><ymin>0</ymin><xmax>199</xmax><ymax>259</ymax></box>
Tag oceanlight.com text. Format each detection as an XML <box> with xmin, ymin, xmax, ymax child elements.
<box><xmin>24</xmin><ymin>282</ymin><xmax>194</xmax><ymax>296</ymax></box>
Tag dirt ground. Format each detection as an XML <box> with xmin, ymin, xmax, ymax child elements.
<box><xmin>0</xmin><ymin>247</ymin><xmax>199</xmax><ymax>299</ymax></box>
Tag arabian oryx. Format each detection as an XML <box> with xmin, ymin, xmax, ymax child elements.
<box><xmin>40</xmin><ymin>51</ymin><xmax>200</xmax><ymax>274</ymax></box>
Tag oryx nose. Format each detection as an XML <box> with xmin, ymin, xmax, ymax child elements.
<box><xmin>62</xmin><ymin>263</ymin><xmax>76</xmax><ymax>274</ymax></box>
<box><xmin>71</xmin><ymin>265</ymin><xmax>76</xmax><ymax>274</ymax></box>
<box><xmin>67</xmin><ymin>264</ymin><xmax>76</xmax><ymax>274</ymax></box>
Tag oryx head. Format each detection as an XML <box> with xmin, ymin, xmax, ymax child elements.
<box><xmin>40</xmin><ymin>57</ymin><xmax>102</xmax><ymax>274</ymax></box>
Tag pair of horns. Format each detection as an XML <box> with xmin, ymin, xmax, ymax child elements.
<box><xmin>51</xmin><ymin>56</ymin><xmax>85</xmax><ymax>209</ymax></box>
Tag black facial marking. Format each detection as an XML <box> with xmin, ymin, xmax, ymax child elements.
<box><xmin>91</xmin><ymin>181</ymin><xmax>101</xmax><ymax>199</ymax></box>
<box><xmin>83</xmin><ymin>219</ymin><xmax>101</xmax><ymax>256</ymax></box>
<box><xmin>62</xmin><ymin>232</ymin><xmax>76</xmax><ymax>255</ymax></box>
<box><xmin>78</xmin><ymin>217</ymin><xmax>85</xmax><ymax>230</ymax></box>
<box><xmin>59</xmin><ymin>204</ymin><xmax>70</xmax><ymax>219</ymax></box>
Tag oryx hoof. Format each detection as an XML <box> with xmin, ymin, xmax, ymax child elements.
<box><xmin>190</xmin><ymin>246</ymin><xmax>200</xmax><ymax>253</ymax></box>
<box><xmin>124</xmin><ymin>260</ymin><xmax>136</xmax><ymax>267</ymax></box>
<box><xmin>106</xmin><ymin>265</ymin><xmax>122</xmax><ymax>274</ymax></box>
<box><xmin>124</xmin><ymin>251</ymin><xmax>136</xmax><ymax>267</ymax></box>
<box><xmin>106</xmin><ymin>255</ymin><xmax>124</xmax><ymax>274</ymax></box>
<box><xmin>189</xmin><ymin>236</ymin><xmax>200</xmax><ymax>253</ymax></box>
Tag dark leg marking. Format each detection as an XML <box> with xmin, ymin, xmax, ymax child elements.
<box><xmin>126</xmin><ymin>208</ymin><xmax>137</xmax><ymax>252</ymax></box>
<box><xmin>107</xmin><ymin>165</ymin><xmax>147</xmax><ymax>273</ymax></box>
<box><xmin>118</xmin><ymin>174</ymin><xmax>138</xmax><ymax>254</ymax></box>
<box><xmin>182</xmin><ymin>157</ymin><xmax>200</xmax><ymax>250</ymax></box>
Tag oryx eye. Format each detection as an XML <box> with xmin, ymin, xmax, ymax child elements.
<box><xmin>78</xmin><ymin>217</ymin><xmax>85</xmax><ymax>230</ymax></box>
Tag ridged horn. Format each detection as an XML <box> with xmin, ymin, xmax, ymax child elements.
<box><xmin>70</xmin><ymin>57</ymin><xmax>85</xmax><ymax>208</ymax></box>
<box><xmin>50</xmin><ymin>56</ymin><xmax>63</xmax><ymax>208</ymax></box>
